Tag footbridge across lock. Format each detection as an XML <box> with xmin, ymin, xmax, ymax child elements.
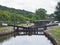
<box><xmin>13</xmin><ymin>25</ymin><xmax>46</xmax><ymax>35</ymax></box>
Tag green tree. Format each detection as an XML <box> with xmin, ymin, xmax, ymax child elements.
<box><xmin>36</xmin><ymin>8</ymin><xmax>48</xmax><ymax>20</ymax></box>
<box><xmin>54</xmin><ymin>2</ymin><xmax>60</xmax><ymax>22</ymax></box>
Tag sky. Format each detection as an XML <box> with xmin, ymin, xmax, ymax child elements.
<box><xmin>0</xmin><ymin>0</ymin><xmax>60</xmax><ymax>14</ymax></box>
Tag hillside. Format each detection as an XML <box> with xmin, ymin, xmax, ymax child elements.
<box><xmin>0</xmin><ymin>5</ymin><xmax>33</xmax><ymax>15</ymax></box>
<box><xmin>0</xmin><ymin>5</ymin><xmax>36</xmax><ymax>25</ymax></box>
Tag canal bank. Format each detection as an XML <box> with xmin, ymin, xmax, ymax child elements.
<box><xmin>44</xmin><ymin>31</ymin><xmax>57</xmax><ymax>45</ymax></box>
<box><xmin>45</xmin><ymin>26</ymin><xmax>60</xmax><ymax>45</ymax></box>
<box><xmin>0</xmin><ymin>26</ymin><xmax>14</xmax><ymax>36</ymax></box>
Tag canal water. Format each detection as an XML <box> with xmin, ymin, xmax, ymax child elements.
<box><xmin>0</xmin><ymin>34</ymin><xmax>53</xmax><ymax>45</ymax></box>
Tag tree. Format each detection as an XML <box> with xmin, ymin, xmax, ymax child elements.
<box><xmin>36</xmin><ymin>8</ymin><xmax>48</xmax><ymax>20</ymax></box>
<box><xmin>54</xmin><ymin>2</ymin><xmax>60</xmax><ymax>22</ymax></box>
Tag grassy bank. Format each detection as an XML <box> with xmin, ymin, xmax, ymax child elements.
<box><xmin>0</xmin><ymin>26</ymin><xmax>13</xmax><ymax>32</ymax></box>
<box><xmin>18</xmin><ymin>24</ymin><xmax>28</xmax><ymax>26</ymax></box>
<box><xmin>0</xmin><ymin>27</ymin><xmax>8</xmax><ymax>31</ymax></box>
<box><xmin>47</xmin><ymin>26</ymin><xmax>60</xmax><ymax>45</ymax></box>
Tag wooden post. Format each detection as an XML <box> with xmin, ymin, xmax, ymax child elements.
<box><xmin>37</xmin><ymin>28</ymin><xmax>38</xmax><ymax>34</ymax></box>
<box><xmin>34</xmin><ymin>28</ymin><xmax>36</xmax><ymax>34</ymax></box>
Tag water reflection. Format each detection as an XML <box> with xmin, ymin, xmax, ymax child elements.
<box><xmin>0</xmin><ymin>35</ymin><xmax>12</xmax><ymax>43</ymax></box>
<box><xmin>0</xmin><ymin>33</ymin><xmax>53</xmax><ymax>45</ymax></box>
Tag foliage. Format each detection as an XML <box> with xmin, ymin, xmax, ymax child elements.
<box><xmin>36</xmin><ymin>8</ymin><xmax>48</xmax><ymax>20</ymax></box>
<box><xmin>54</xmin><ymin>2</ymin><xmax>60</xmax><ymax>22</ymax></box>
<box><xmin>0</xmin><ymin>5</ymin><xmax>35</xmax><ymax>24</ymax></box>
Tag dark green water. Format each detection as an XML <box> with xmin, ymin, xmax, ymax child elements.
<box><xmin>0</xmin><ymin>34</ymin><xmax>53</xmax><ymax>45</ymax></box>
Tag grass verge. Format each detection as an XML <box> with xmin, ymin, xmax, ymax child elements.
<box><xmin>47</xmin><ymin>26</ymin><xmax>60</xmax><ymax>45</ymax></box>
<box><xmin>0</xmin><ymin>26</ymin><xmax>12</xmax><ymax>31</ymax></box>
